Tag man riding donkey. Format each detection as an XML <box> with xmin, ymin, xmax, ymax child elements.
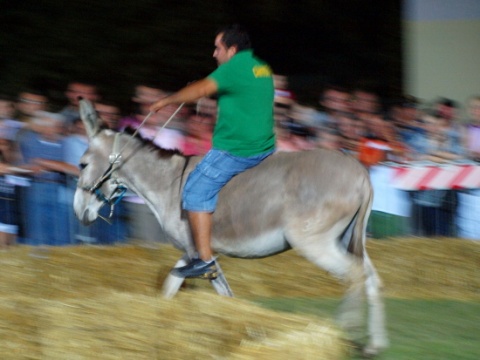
<box><xmin>150</xmin><ymin>24</ymin><xmax>276</xmax><ymax>279</ymax></box>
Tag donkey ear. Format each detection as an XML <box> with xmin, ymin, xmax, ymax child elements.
<box><xmin>79</xmin><ymin>98</ymin><xmax>100</xmax><ymax>138</ymax></box>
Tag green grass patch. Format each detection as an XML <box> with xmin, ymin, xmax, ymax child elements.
<box><xmin>253</xmin><ymin>298</ymin><xmax>480</xmax><ymax>360</ymax></box>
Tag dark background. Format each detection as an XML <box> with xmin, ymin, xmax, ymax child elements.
<box><xmin>0</xmin><ymin>0</ymin><xmax>402</xmax><ymax>109</ymax></box>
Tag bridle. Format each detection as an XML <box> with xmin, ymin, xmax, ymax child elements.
<box><xmin>78</xmin><ymin>103</ymin><xmax>185</xmax><ymax>222</ymax></box>
<box><xmin>80</xmin><ymin>132</ymin><xmax>128</xmax><ymax>222</ymax></box>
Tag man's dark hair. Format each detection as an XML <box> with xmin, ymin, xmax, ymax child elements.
<box><xmin>436</xmin><ymin>97</ymin><xmax>458</xmax><ymax>109</ymax></box>
<box><xmin>216</xmin><ymin>24</ymin><xmax>252</xmax><ymax>51</ymax></box>
<box><xmin>320</xmin><ymin>84</ymin><xmax>349</xmax><ymax>99</ymax></box>
<box><xmin>17</xmin><ymin>88</ymin><xmax>49</xmax><ymax>100</ymax></box>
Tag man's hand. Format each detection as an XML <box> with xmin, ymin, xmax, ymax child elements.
<box><xmin>150</xmin><ymin>98</ymin><xmax>169</xmax><ymax>113</ymax></box>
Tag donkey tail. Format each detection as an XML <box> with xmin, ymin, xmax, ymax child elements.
<box><xmin>340</xmin><ymin>178</ymin><xmax>373</xmax><ymax>258</ymax></box>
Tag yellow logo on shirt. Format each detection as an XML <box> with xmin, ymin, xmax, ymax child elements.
<box><xmin>252</xmin><ymin>65</ymin><xmax>272</xmax><ymax>78</ymax></box>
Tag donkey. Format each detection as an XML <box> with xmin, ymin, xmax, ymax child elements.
<box><xmin>74</xmin><ymin>99</ymin><xmax>388</xmax><ymax>355</ymax></box>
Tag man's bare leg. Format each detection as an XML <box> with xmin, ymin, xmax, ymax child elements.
<box><xmin>170</xmin><ymin>210</ymin><xmax>217</xmax><ymax>278</ymax></box>
<box><xmin>188</xmin><ymin>211</ymin><xmax>213</xmax><ymax>261</ymax></box>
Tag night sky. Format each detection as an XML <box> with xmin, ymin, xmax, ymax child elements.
<box><xmin>0</xmin><ymin>1</ymin><xmax>402</xmax><ymax>106</ymax></box>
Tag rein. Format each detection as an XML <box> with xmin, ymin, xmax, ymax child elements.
<box><xmin>80</xmin><ymin>103</ymin><xmax>185</xmax><ymax>222</ymax></box>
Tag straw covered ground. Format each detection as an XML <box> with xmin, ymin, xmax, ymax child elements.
<box><xmin>0</xmin><ymin>238</ymin><xmax>478</xmax><ymax>359</ymax></box>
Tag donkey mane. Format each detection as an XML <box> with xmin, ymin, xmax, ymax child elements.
<box><xmin>122</xmin><ymin>126</ymin><xmax>185</xmax><ymax>158</ymax></box>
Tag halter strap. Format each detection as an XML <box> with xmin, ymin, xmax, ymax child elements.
<box><xmin>86</xmin><ymin>133</ymin><xmax>122</xmax><ymax>193</ymax></box>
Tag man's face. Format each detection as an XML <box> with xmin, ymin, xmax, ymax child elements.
<box><xmin>17</xmin><ymin>92</ymin><xmax>48</xmax><ymax>116</ymax></box>
<box><xmin>0</xmin><ymin>100</ymin><xmax>15</xmax><ymax>119</ymax></box>
<box><xmin>213</xmin><ymin>33</ymin><xmax>236</xmax><ymax>66</ymax></box>
<box><xmin>66</xmin><ymin>83</ymin><xmax>99</xmax><ymax>106</ymax></box>
<box><xmin>94</xmin><ymin>103</ymin><xmax>121</xmax><ymax>129</ymax></box>
<box><xmin>437</xmin><ymin>104</ymin><xmax>456</xmax><ymax>121</ymax></box>
<box><xmin>468</xmin><ymin>100</ymin><xmax>480</xmax><ymax>122</ymax></box>
<box><xmin>133</xmin><ymin>86</ymin><xmax>165</xmax><ymax>105</ymax></box>
<box><xmin>321</xmin><ymin>89</ymin><xmax>350</xmax><ymax>113</ymax></box>
<box><xmin>351</xmin><ymin>91</ymin><xmax>379</xmax><ymax>114</ymax></box>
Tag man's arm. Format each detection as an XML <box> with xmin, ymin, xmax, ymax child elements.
<box><xmin>33</xmin><ymin>158</ymin><xmax>81</xmax><ymax>176</ymax></box>
<box><xmin>150</xmin><ymin>78</ymin><xmax>217</xmax><ymax>113</ymax></box>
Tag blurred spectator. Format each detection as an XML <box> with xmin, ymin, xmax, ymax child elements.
<box><xmin>409</xmin><ymin>112</ymin><xmax>465</xmax><ymax>237</ymax></box>
<box><xmin>143</xmin><ymin>101</ymin><xmax>186</xmax><ymax>149</ymax></box>
<box><xmin>350</xmin><ymin>87</ymin><xmax>381</xmax><ymax>119</ymax></box>
<box><xmin>15</xmin><ymin>89</ymin><xmax>49</xmax><ymax>124</ymax></box>
<box><xmin>59</xmin><ymin>80</ymin><xmax>100</xmax><ymax>126</ymax></box>
<box><xmin>94</xmin><ymin>99</ymin><xmax>123</xmax><ymax>130</ymax></box>
<box><xmin>433</xmin><ymin>97</ymin><xmax>459</xmax><ymax>124</ymax></box>
<box><xmin>336</xmin><ymin>112</ymin><xmax>364</xmax><ymax>157</ymax></box>
<box><xmin>273</xmin><ymin>99</ymin><xmax>291</xmax><ymax>125</ymax></box>
<box><xmin>273</xmin><ymin>74</ymin><xmax>295</xmax><ymax>124</ymax></box>
<box><xmin>288</xmin><ymin>103</ymin><xmax>318</xmax><ymax>128</ymax></box>
<box><xmin>118</xmin><ymin>83</ymin><xmax>167</xmax><ymax>130</ymax></box>
<box><xmin>313</xmin><ymin>84</ymin><xmax>351</xmax><ymax>129</ymax></box>
<box><xmin>316</xmin><ymin>127</ymin><xmax>342</xmax><ymax>151</ymax></box>
<box><xmin>457</xmin><ymin>96</ymin><xmax>480</xmax><ymax>239</ymax></box>
<box><xmin>0</xmin><ymin>94</ymin><xmax>16</xmax><ymax>120</ymax></box>
<box><xmin>276</xmin><ymin>120</ymin><xmax>316</xmax><ymax>152</ymax></box>
<box><xmin>275</xmin><ymin>122</ymin><xmax>299</xmax><ymax>152</ymax></box>
<box><xmin>410</xmin><ymin>111</ymin><xmax>464</xmax><ymax>162</ymax></box>
<box><xmin>0</xmin><ymin>94</ymin><xmax>23</xmax><ymax>142</ymax></box>
<box><xmin>358</xmin><ymin>113</ymin><xmax>404</xmax><ymax>167</ymax></box>
<box><xmin>119</xmin><ymin>83</ymin><xmax>185</xmax><ymax>148</ymax></box>
<box><xmin>461</xmin><ymin>95</ymin><xmax>480</xmax><ymax>161</ymax></box>
<box><xmin>0</xmin><ymin>129</ymin><xmax>26</xmax><ymax>248</ymax></box>
<box><xmin>182</xmin><ymin>109</ymin><xmax>214</xmax><ymax>156</ymax></box>
<box><xmin>17</xmin><ymin>111</ymin><xmax>74</xmax><ymax>246</ymax></box>
<box><xmin>432</xmin><ymin>97</ymin><xmax>464</xmax><ymax>156</ymax></box>
<box><xmin>195</xmin><ymin>97</ymin><xmax>218</xmax><ymax>119</ymax></box>
<box><xmin>388</xmin><ymin>95</ymin><xmax>424</xmax><ymax>152</ymax></box>
<box><xmin>274</xmin><ymin>74</ymin><xmax>295</xmax><ymax>102</ymax></box>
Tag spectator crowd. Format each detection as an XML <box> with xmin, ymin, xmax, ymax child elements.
<box><xmin>1</xmin><ymin>76</ymin><xmax>480</xmax><ymax>249</ymax></box>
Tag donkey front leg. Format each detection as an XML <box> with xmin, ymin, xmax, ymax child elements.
<box><xmin>162</xmin><ymin>256</ymin><xmax>234</xmax><ymax>298</ymax></box>
<box><xmin>210</xmin><ymin>259</ymin><xmax>234</xmax><ymax>297</ymax></box>
<box><xmin>162</xmin><ymin>256</ymin><xmax>189</xmax><ymax>299</ymax></box>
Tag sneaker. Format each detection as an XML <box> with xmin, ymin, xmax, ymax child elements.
<box><xmin>170</xmin><ymin>258</ymin><xmax>218</xmax><ymax>279</ymax></box>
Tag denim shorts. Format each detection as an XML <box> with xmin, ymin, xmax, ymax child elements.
<box><xmin>182</xmin><ymin>149</ymin><xmax>274</xmax><ymax>212</ymax></box>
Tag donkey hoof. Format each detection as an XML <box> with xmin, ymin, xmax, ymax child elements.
<box><xmin>362</xmin><ymin>342</ymin><xmax>388</xmax><ymax>358</ymax></box>
<box><xmin>362</xmin><ymin>347</ymin><xmax>379</xmax><ymax>358</ymax></box>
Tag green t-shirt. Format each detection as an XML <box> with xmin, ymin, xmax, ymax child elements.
<box><xmin>208</xmin><ymin>49</ymin><xmax>275</xmax><ymax>157</ymax></box>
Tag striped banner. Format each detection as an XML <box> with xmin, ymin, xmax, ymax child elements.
<box><xmin>389</xmin><ymin>163</ymin><xmax>480</xmax><ymax>190</ymax></box>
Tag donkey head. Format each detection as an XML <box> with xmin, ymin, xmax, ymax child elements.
<box><xmin>73</xmin><ymin>99</ymin><xmax>124</xmax><ymax>225</ymax></box>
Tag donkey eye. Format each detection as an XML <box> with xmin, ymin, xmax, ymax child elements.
<box><xmin>79</xmin><ymin>163</ymin><xmax>87</xmax><ymax>170</ymax></box>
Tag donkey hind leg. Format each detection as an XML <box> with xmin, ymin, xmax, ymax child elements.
<box><xmin>290</xmin><ymin>230</ymin><xmax>375</xmax><ymax>351</ymax></box>
<box><xmin>162</xmin><ymin>255</ymin><xmax>189</xmax><ymax>299</ymax></box>
<box><xmin>326</xmin><ymin>248</ymin><xmax>388</xmax><ymax>356</ymax></box>
<box><xmin>337</xmin><ymin>258</ymin><xmax>367</xmax><ymax>343</ymax></box>
<box><xmin>362</xmin><ymin>252</ymin><xmax>389</xmax><ymax>356</ymax></box>
<box><xmin>210</xmin><ymin>259</ymin><xmax>234</xmax><ymax>297</ymax></box>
